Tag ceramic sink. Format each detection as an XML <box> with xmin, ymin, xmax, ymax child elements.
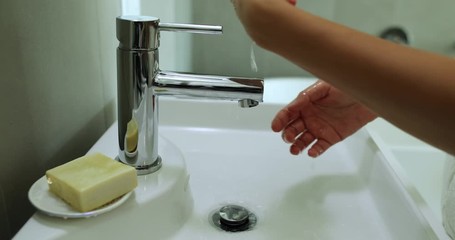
<box><xmin>15</xmin><ymin>97</ymin><xmax>446</xmax><ymax>239</ymax></box>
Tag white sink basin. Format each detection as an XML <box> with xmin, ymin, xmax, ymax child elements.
<box><xmin>15</xmin><ymin>98</ymin><xmax>446</xmax><ymax>239</ymax></box>
<box><xmin>367</xmin><ymin>124</ymin><xmax>449</xmax><ymax>238</ymax></box>
<box><xmin>263</xmin><ymin>76</ymin><xmax>316</xmax><ymax>104</ymax></box>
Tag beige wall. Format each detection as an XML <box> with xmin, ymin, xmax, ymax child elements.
<box><xmin>0</xmin><ymin>0</ymin><xmax>120</xmax><ymax>238</ymax></box>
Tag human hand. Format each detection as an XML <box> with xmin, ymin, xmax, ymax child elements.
<box><xmin>231</xmin><ymin>0</ymin><xmax>297</xmax><ymax>11</ymax></box>
<box><xmin>288</xmin><ymin>0</ymin><xmax>297</xmax><ymax>6</ymax></box>
<box><xmin>271</xmin><ymin>80</ymin><xmax>377</xmax><ymax>157</ymax></box>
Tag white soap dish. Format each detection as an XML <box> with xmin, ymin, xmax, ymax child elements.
<box><xmin>28</xmin><ymin>176</ymin><xmax>133</xmax><ymax>219</ymax></box>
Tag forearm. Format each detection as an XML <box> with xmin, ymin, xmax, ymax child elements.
<box><xmin>236</xmin><ymin>0</ymin><xmax>455</xmax><ymax>155</ymax></box>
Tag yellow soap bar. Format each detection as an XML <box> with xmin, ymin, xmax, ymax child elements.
<box><xmin>46</xmin><ymin>153</ymin><xmax>137</xmax><ymax>212</ymax></box>
<box><xmin>125</xmin><ymin>118</ymin><xmax>138</xmax><ymax>153</ymax></box>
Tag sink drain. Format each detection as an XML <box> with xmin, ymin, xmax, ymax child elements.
<box><xmin>210</xmin><ymin>205</ymin><xmax>257</xmax><ymax>232</ymax></box>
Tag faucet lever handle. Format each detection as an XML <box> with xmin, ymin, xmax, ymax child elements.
<box><xmin>159</xmin><ymin>23</ymin><xmax>222</xmax><ymax>35</ymax></box>
<box><xmin>117</xmin><ymin>16</ymin><xmax>222</xmax><ymax>50</ymax></box>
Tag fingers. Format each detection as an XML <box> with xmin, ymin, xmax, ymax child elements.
<box><xmin>271</xmin><ymin>92</ymin><xmax>309</xmax><ymax>132</ymax></box>
<box><xmin>281</xmin><ymin>119</ymin><xmax>306</xmax><ymax>143</ymax></box>
<box><xmin>271</xmin><ymin>78</ymin><xmax>326</xmax><ymax>134</ymax></box>
<box><xmin>307</xmin><ymin>139</ymin><xmax>332</xmax><ymax>158</ymax></box>
<box><xmin>290</xmin><ymin>134</ymin><xmax>332</xmax><ymax>158</ymax></box>
<box><xmin>271</xmin><ymin>107</ymin><xmax>294</xmax><ymax>133</ymax></box>
<box><xmin>289</xmin><ymin>131</ymin><xmax>314</xmax><ymax>155</ymax></box>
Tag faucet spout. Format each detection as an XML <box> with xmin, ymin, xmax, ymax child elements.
<box><xmin>238</xmin><ymin>99</ymin><xmax>259</xmax><ymax>108</ymax></box>
<box><xmin>155</xmin><ymin>71</ymin><xmax>263</xmax><ymax>103</ymax></box>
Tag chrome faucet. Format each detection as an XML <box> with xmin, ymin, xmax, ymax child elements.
<box><xmin>116</xmin><ymin>16</ymin><xmax>264</xmax><ymax>175</ymax></box>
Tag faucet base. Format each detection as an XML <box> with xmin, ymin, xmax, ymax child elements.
<box><xmin>116</xmin><ymin>156</ymin><xmax>163</xmax><ymax>175</ymax></box>
<box><xmin>136</xmin><ymin>156</ymin><xmax>163</xmax><ymax>175</ymax></box>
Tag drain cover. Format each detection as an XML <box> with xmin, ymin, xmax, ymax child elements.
<box><xmin>211</xmin><ymin>205</ymin><xmax>257</xmax><ymax>232</ymax></box>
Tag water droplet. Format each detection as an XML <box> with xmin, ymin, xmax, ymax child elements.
<box><xmin>250</xmin><ymin>41</ymin><xmax>258</xmax><ymax>72</ymax></box>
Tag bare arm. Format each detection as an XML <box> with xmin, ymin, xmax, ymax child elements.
<box><xmin>234</xmin><ymin>0</ymin><xmax>455</xmax><ymax>155</ymax></box>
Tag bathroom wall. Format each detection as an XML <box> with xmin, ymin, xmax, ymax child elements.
<box><xmin>189</xmin><ymin>0</ymin><xmax>455</xmax><ymax>78</ymax></box>
<box><xmin>333</xmin><ymin>0</ymin><xmax>455</xmax><ymax>56</ymax></box>
<box><xmin>0</xmin><ymin>0</ymin><xmax>192</xmax><ymax>238</ymax></box>
<box><xmin>140</xmin><ymin>0</ymin><xmax>193</xmax><ymax>72</ymax></box>
<box><xmin>0</xmin><ymin>186</ymin><xmax>9</xmax><ymax>240</ymax></box>
<box><xmin>0</xmin><ymin>0</ymin><xmax>120</xmax><ymax>238</ymax></box>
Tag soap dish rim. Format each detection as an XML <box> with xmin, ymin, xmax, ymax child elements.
<box><xmin>28</xmin><ymin>176</ymin><xmax>133</xmax><ymax>219</ymax></box>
